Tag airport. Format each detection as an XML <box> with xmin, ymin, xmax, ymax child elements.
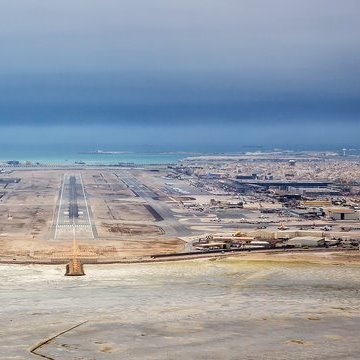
<box><xmin>2</xmin><ymin>0</ymin><xmax>360</xmax><ymax>357</ymax></box>
<box><xmin>1</xmin><ymin>151</ymin><xmax>360</xmax><ymax>358</ymax></box>
<box><xmin>1</xmin><ymin>150</ymin><xmax>360</xmax><ymax>266</ymax></box>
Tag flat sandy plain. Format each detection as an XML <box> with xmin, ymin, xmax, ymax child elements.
<box><xmin>1</xmin><ymin>258</ymin><xmax>360</xmax><ymax>359</ymax></box>
<box><xmin>0</xmin><ymin>169</ymin><xmax>184</xmax><ymax>261</ymax></box>
<box><xmin>1</xmin><ymin>169</ymin><xmax>360</xmax><ymax>359</ymax></box>
<box><xmin>3</xmin><ymin>168</ymin><xmax>356</xmax><ymax>263</ymax></box>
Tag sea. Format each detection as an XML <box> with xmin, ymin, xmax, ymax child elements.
<box><xmin>0</xmin><ymin>145</ymin><xmax>189</xmax><ymax>165</ymax></box>
<box><xmin>0</xmin><ymin>143</ymin><xmax>353</xmax><ymax>165</ymax></box>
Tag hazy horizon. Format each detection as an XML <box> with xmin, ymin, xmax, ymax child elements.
<box><xmin>0</xmin><ymin>1</ymin><xmax>359</xmax><ymax>150</ymax></box>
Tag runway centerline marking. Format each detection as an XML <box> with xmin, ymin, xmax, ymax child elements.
<box><xmin>53</xmin><ymin>173</ymin><xmax>95</xmax><ymax>240</ymax></box>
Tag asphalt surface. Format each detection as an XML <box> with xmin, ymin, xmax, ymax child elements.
<box><xmin>117</xmin><ymin>171</ymin><xmax>192</xmax><ymax>237</ymax></box>
<box><xmin>53</xmin><ymin>174</ymin><xmax>95</xmax><ymax>240</ymax></box>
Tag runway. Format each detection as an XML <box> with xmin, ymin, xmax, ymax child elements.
<box><xmin>117</xmin><ymin>171</ymin><xmax>192</xmax><ymax>237</ymax></box>
<box><xmin>53</xmin><ymin>174</ymin><xmax>96</xmax><ymax>240</ymax></box>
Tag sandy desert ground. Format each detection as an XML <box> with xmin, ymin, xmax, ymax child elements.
<box><xmin>1</xmin><ymin>258</ymin><xmax>359</xmax><ymax>359</ymax></box>
<box><xmin>0</xmin><ymin>169</ymin><xmax>186</xmax><ymax>261</ymax></box>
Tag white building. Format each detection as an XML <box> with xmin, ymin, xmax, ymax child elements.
<box><xmin>286</xmin><ymin>236</ymin><xmax>325</xmax><ymax>248</ymax></box>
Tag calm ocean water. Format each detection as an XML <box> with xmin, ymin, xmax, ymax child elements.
<box><xmin>0</xmin><ymin>144</ymin><xmax>350</xmax><ymax>165</ymax></box>
<box><xmin>0</xmin><ymin>145</ymin><xmax>188</xmax><ymax>165</ymax></box>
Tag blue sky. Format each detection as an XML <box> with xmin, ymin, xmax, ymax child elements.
<box><xmin>0</xmin><ymin>0</ymin><xmax>359</xmax><ymax>150</ymax></box>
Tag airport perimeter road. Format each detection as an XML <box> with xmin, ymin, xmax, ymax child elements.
<box><xmin>53</xmin><ymin>174</ymin><xmax>96</xmax><ymax>240</ymax></box>
<box><xmin>116</xmin><ymin>171</ymin><xmax>192</xmax><ymax>237</ymax></box>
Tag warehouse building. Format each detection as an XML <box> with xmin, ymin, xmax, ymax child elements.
<box><xmin>286</xmin><ymin>236</ymin><xmax>325</xmax><ymax>248</ymax></box>
<box><xmin>328</xmin><ymin>208</ymin><xmax>359</xmax><ymax>221</ymax></box>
